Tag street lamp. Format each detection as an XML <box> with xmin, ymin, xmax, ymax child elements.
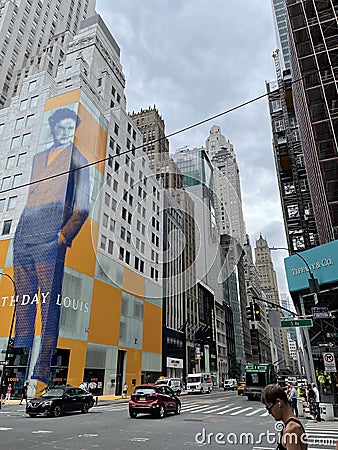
<box><xmin>0</xmin><ymin>272</ymin><xmax>17</xmax><ymax>409</ymax></box>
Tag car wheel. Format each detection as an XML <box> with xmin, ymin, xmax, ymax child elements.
<box><xmin>174</xmin><ymin>403</ymin><xmax>181</xmax><ymax>415</ymax></box>
<box><xmin>129</xmin><ymin>410</ymin><xmax>137</xmax><ymax>418</ymax></box>
<box><xmin>81</xmin><ymin>402</ymin><xmax>90</xmax><ymax>414</ymax></box>
<box><xmin>28</xmin><ymin>414</ymin><xmax>37</xmax><ymax>418</ymax></box>
<box><xmin>158</xmin><ymin>404</ymin><xmax>165</xmax><ymax>419</ymax></box>
<box><xmin>201</xmin><ymin>388</ymin><xmax>204</xmax><ymax>394</ymax></box>
<box><xmin>51</xmin><ymin>404</ymin><xmax>62</xmax><ymax>417</ymax></box>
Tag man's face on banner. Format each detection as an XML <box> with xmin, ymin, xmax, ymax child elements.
<box><xmin>52</xmin><ymin>118</ymin><xmax>76</xmax><ymax>147</ymax></box>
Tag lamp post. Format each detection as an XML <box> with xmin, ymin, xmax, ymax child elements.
<box><xmin>270</xmin><ymin>247</ymin><xmax>317</xmax><ymax>383</ymax></box>
<box><xmin>0</xmin><ymin>272</ymin><xmax>17</xmax><ymax>409</ymax></box>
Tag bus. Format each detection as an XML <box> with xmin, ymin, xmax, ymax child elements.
<box><xmin>244</xmin><ymin>363</ymin><xmax>276</xmax><ymax>400</ymax></box>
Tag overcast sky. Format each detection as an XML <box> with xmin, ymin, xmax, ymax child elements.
<box><xmin>96</xmin><ymin>0</ymin><xmax>290</xmax><ymax>294</ymax></box>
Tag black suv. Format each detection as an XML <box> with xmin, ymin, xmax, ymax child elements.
<box><xmin>26</xmin><ymin>386</ymin><xmax>94</xmax><ymax>417</ymax></box>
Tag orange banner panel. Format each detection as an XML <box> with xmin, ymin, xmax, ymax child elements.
<box><xmin>58</xmin><ymin>337</ymin><xmax>87</xmax><ymax>386</ymax></box>
<box><xmin>88</xmin><ymin>280</ymin><xmax>122</xmax><ymax>346</ymax></box>
<box><xmin>122</xmin><ymin>267</ymin><xmax>144</xmax><ymax>298</ymax></box>
<box><xmin>44</xmin><ymin>90</ymin><xmax>81</xmax><ymax>111</ymax></box>
<box><xmin>142</xmin><ymin>301</ymin><xmax>162</xmax><ymax>354</ymax></box>
<box><xmin>65</xmin><ymin>218</ymin><xmax>98</xmax><ymax>277</ymax></box>
<box><xmin>75</xmin><ymin>103</ymin><xmax>107</xmax><ymax>174</ymax></box>
<box><xmin>125</xmin><ymin>348</ymin><xmax>142</xmax><ymax>387</ymax></box>
<box><xmin>0</xmin><ymin>240</ymin><xmax>10</xmax><ymax>267</ymax></box>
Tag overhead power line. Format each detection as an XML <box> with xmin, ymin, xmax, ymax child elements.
<box><xmin>0</xmin><ymin>70</ymin><xmax>314</xmax><ymax>195</ymax></box>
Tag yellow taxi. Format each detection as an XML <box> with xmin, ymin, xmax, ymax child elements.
<box><xmin>237</xmin><ymin>381</ymin><xmax>246</xmax><ymax>396</ymax></box>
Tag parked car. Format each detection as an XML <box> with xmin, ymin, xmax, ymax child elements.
<box><xmin>155</xmin><ymin>377</ymin><xmax>182</xmax><ymax>395</ymax></box>
<box><xmin>129</xmin><ymin>384</ymin><xmax>181</xmax><ymax>419</ymax></box>
<box><xmin>26</xmin><ymin>386</ymin><xmax>94</xmax><ymax>418</ymax></box>
<box><xmin>237</xmin><ymin>381</ymin><xmax>246</xmax><ymax>396</ymax></box>
<box><xmin>223</xmin><ymin>379</ymin><xmax>238</xmax><ymax>391</ymax></box>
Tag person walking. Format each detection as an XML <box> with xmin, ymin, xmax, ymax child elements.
<box><xmin>307</xmin><ymin>386</ymin><xmax>318</xmax><ymax>422</ymax></box>
<box><xmin>289</xmin><ymin>384</ymin><xmax>298</xmax><ymax>417</ymax></box>
<box><xmin>122</xmin><ymin>382</ymin><xmax>128</xmax><ymax>399</ymax></box>
<box><xmin>262</xmin><ymin>384</ymin><xmax>307</xmax><ymax>450</ymax></box>
<box><xmin>5</xmin><ymin>384</ymin><xmax>12</xmax><ymax>404</ymax></box>
<box><xmin>311</xmin><ymin>383</ymin><xmax>321</xmax><ymax>421</ymax></box>
<box><xmin>19</xmin><ymin>382</ymin><xmax>29</xmax><ymax>405</ymax></box>
<box><xmin>318</xmin><ymin>373</ymin><xmax>326</xmax><ymax>394</ymax></box>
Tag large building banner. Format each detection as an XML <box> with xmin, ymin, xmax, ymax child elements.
<box><xmin>7</xmin><ymin>90</ymin><xmax>107</xmax><ymax>392</ymax></box>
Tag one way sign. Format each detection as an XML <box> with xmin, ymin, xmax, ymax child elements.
<box><xmin>323</xmin><ymin>352</ymin><xmax>337</xmax><ymax>372</ymax></box>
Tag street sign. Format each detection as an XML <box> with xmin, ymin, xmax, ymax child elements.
<box><xmin>318</xmin><ymin>342</ymin><xmax>334</xmax><ymax>347</ymax></box>
<box><xmin>327</xmin><ymin>333</ymin><xmax>338</xmax><ymax>338</ymax></box>
<box><xmin>323</xmin><ymin>352</ymin><xmax>337</xmax><ymax>372</ymax></box>
<box><xmin>281</xmin><ymin>318</ymin><xmax>313</xmax><ymax>328</ymax></box>
<box><xmin>312</xmin><ymin>307</ymin><xmax>330</xmax><ymax>319</ymax></box>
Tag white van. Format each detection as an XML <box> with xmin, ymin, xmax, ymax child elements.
<box><xmin>187</xmin><ymin>373</ymin><xmax>212</xmax><ymax>394</ymax></box>
<box><xmin>155</xmin><ymin>377</ymin><xmax>182</xmax><ymax>395</ymax></box>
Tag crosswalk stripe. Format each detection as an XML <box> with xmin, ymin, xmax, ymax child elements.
<box><xmin>230</xmin><ymin>407</ymin><xmax>253</xmax><ymax>416</ymax></box>
<box><xmin>246</xmin><ymin>408</ymin><xmax>265</xmax><ymax>416</ymax></box>
<box><xmin>217</xmin><ymin>406</ymin><xmax>242</xmax><ymax>415</ymax></box>
<box><xmin>182</xmin><ymin>404</ymin><xmax>214</xmax><ymax>412</ymax></box>
<box><xmin>260</xmin><ymin>411</ymin><xmax>270</xmax><ymax>416</ymax></box>
<box><xmin>190</xmin><ymin>405</ymin><xmax>220</xmax><ymax>413</ymax></box>
<box><xmin>203</xmin><ymin>404</ymin><xmax>235</xmax><ymax>414</ymax></box>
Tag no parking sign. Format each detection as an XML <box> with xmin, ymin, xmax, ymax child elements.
<box><xmin>323</xmin><ymin>352</ymin><xmax>337</xmax><ymax>372</ymax></box>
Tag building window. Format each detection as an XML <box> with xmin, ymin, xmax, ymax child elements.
<box><xmin>13</xmin><ymin>174</ymin><xmax>22</xmax><ymax>187</ymax></box>
<box><xmin>2</xmin><ymin>219</ymin><xmax>12</xmax><ymax>235</ymax></box>
<box><xmin>20</xmin><ymin>99</ymin><xmax>28</xmax><ymax>110</ymax></box>
<box><xmin>108</xmin><ymin>240</ymin><xmax>114</xmax><ymax>254</ymax></box>
<box><xmin>114</xmin><ymin>123</ymin><xmax>119</xmax><ymax>135</ymax></box>
<box><xmin>110</xmin><ymin>219</ymin><xmax>115</xmax><ymax>232</ymax></box>
<box><xmin>28</xmin><ymin>80</ymin><xmax>37</xmax><ymax>92</ymax></box>
<box><xmin>29</xmin><ymin>96</ymin><xmax>38</xmax><ymax>108</ymax></box>
<box><xmin>11</xmin><ymin>136</ymin><xmax>21</xmax><ymax>149</ymax></box>
<box><xmin>7</xmin><ymin>196</ymin><xmax>17</xmax><ymax>210</ymax></box>
<box><xmin>22</xmin><ymin>133</ymin><xmax>31</xmax><ymax>146</ymax></box>
<box><xmin>102</xmin><ymin>212</ymin><xmax>109</xmax><ymax>228</ymax></box>
<box><xmin>15</xmin><ymin>117</ymin><xmax>25</xmax><ymax>130</ymax></box>
<box><xmin>100</xmin><ymin>235</ymin><xmax>107</xmax><ymax>250</ymax></box>
<box><xmin>1</xmin><ymin>177</ymin><xmax>11</xmax><ymax>190</ymax></box>
<box><xmin>6</xmin><ymin>156</ymin><xmax>15</xmax><ymax>169</ymax></box>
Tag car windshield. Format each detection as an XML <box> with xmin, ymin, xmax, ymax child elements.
<box><xmin>41</xmin><ymin>388</ymin><xmax>65</xmax><ymax>398</ymax></box>
<box><xmin>155</xmin><ymin>380</ymin><xmax>168</xmax><ymax>385</ymax></box>
<box><xmin>134</xmin><ymin>387</ymin><xmax>156</xmax><ymax>395</ymax></box>
<box><xmin>188</xmin><ymin>376</ymin><xmax>201</xmax><ymax>383</ymax></box>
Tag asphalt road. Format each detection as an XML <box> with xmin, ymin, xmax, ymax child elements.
<box><xmin>0</xmin><ymin>391</ymin><xmax>337</xmax><ymax>449</ymax></box>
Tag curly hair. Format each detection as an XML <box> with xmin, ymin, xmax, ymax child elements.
<box><xmin>48</xmin><ymin>108</ymin><xmax>79</xmax><ymax>130</ymax></box>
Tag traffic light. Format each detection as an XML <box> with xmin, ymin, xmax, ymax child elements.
<box><xmin>246</xmin><ymin>302</ymin><xmax>254</xmax><ymax>321</ymax></box>
<box><xmin>254</xmin><ymin>303</ymin><xmax>261</xmax><ymax>321</ymax></box>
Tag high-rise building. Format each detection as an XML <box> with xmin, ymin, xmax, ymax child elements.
<box><xmin>286</xmin><ymin>0</ymin><xmax>338</xmax><ymax>243</ymax></box>
<box><xmin>254</xmin><ymin>235</ymin><xmax>284</xmax><ymax>368</ymax></box>
<box><xmin>0</xmin><ymin>0</ymin><xmax>96</xmax><ymax>108</ymax></box>
<box><xmin>205</xmin><ymin>125</ymin><xmax>246</xmax><ymax>372</ymax></box>
<box><xmin>0</xmin><ymin>12</ymin><xmax>164</xmax><ymax>397</ymax></box>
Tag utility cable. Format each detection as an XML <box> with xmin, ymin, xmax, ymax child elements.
<box><xmin>0</xmin><ymin>69</ymin><xmax>319</xmax><ymax>195</ymax></box>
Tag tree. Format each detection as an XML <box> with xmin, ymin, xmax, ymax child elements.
<box><xmin>228</xmin><ymin>352</ymin><xmax>241</xmax><ymax>379</ymax></box>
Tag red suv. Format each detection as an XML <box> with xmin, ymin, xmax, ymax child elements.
<box><xmin>129</xmin><ymin>384</ymin><xmax>181</xmax><ymax>419</ymax></box>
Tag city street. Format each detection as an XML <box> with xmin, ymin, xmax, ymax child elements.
<box><xmin>0</xmin><ymin>391</ymin><xmax>337</xmax><ymax>449</ymax></box>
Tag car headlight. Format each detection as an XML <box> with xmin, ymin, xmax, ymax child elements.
<box><xmin>41</xmin><ymin>401</ymin><xmax>53</xmax><ymax>406</ymax></box>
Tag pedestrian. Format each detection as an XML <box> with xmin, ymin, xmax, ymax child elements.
<box><xmin>262</xmin><ymin>384</ymin><xmax>307</xmax><ymax>450</ymax></box>
<box><xmin>311</xmin><ymin>383</ymin><xmax>321</xmax><ymax>422</ymax></box>
<box><xmin>289</xmin><ymin>384</ymin><xmax>298</xmax><ymax>417</ymax></box>
<box><xmin>5</xmin><ymin>384</ymin><xmax>12</xmax><ymax>403</ymax></box>
<box><xmin>122</xmin><ymin>382</ymin><xmax>128</xmax><ymax>398</ymax></box>
<box><xmin>325</xmin><ymin>373</ymin><xmax>332</xmax><ymax>393</ymax></box>
<box><xmin>19</xmin><ymin>382</ymin><xmax>29</xmax><ymax>405</ymax></box>
<box><xmin>317</xmin><ymin>372</ymin><xmax>326</xmax><ymax>394</ymax></box>
<box><xmin>307</xmin><ymin>386</ymin><xmax>318</xmax><ymax>422</ymax></box>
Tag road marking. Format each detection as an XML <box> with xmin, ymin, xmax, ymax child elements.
<box><xmin>230</xmin><ymin>407</ymin><xmax>253</xmax><ymax>415</ymax></box>
<box><xmin>0</xmin><ymin>427</ymin><xmax>13</xmax><ymax>431</ymax></box>
<box><xmin>260</xmin><ymin>411</ymin><xmax>270</xmax><ymax>416</ymax></box>
<box><xmin>217</xmin><ymin>406</ymin><xmax>242</xmax><ymax>415</ymax></box>
<box><xmin>130</xmin><ymin>438</ymin><xmax>149</xmax><ymax>442</ymax></box>
<box><xmin>32</xmin><ymin>430</ymin><xmax>52</xmax><ymax>434</ymax></box>
<box><xmin>203</xmin><ymin>404</ymin><xmax>234</xmax><ymax>413</ymax></box>
<box><xmin>246</xmin><ymin>408</ymin><xmax>265</xmax><ymax>416</ymax></box>
<box><xmin>185</xmin><ymin>404</ymin><xmax>216</xmax><ymax>413</ymax></box>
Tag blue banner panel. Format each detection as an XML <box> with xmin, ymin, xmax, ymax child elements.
<box><xmin>284</xmin><ymin>240</ymin><xmax>338</xmax><ymax>292</ymax></box>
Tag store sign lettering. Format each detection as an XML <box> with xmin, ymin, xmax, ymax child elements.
<box><xmin>1</xmin><ymin>293</ymin><xmax>89</xmax><ymax>313</ymax></box>
<box><xmin>290</xmin><ymin>258</ymin><xmax>333</xmax><ymax>276</ymax></box>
